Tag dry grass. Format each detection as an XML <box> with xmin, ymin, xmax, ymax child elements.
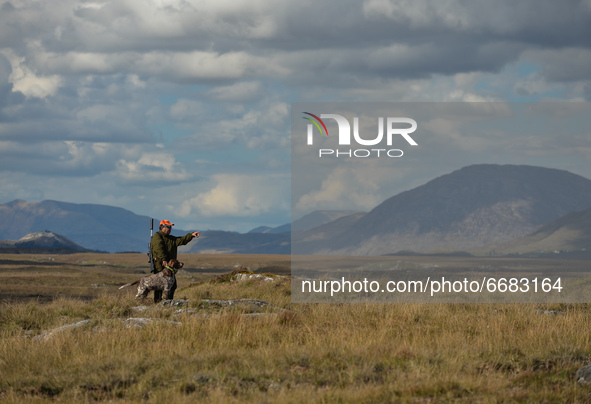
<box><xmin>1</xmin><ymin>253</ymin><xmax>591</xmax><ymax>402</ymax></box>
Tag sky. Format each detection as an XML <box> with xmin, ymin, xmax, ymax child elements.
<box><xmin>1</xmin><ymin>0</ymin><xmax>591</xmax><ymax>233</ymax></box>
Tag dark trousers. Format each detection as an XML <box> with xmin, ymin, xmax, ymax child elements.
<box><xmin>153</xmin><ymin>276</ymin><xmax>177</xmax><ymax>303</ymax></box>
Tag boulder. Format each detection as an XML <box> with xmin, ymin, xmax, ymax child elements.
<box><xmin>576</xmin><ymin>365</ymin><xmax>591</xmax><ymax>385</ymax></box>
<box><xmin>33</xmin><ymin>319</ymin><xmax>94</xmax><ymax>341</ymax></box>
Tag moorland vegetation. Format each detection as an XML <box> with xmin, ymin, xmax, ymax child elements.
<box><xmin>1</xmin><ymin>253</ymin><xmax>591</xmax><ymax>402</ymax></box>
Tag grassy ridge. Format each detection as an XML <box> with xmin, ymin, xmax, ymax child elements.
<box><xmin>1</xmin><ymin>254</ymin><xmax>591</xmax><ymax>402</ymax></box>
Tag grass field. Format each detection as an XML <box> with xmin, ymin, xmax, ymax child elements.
<box><xmin>1</xmin><ymin>253</ymin><xmax>591</xmax><ymax>402</ymax></box>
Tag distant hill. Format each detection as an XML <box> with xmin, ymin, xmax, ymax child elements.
<box><xmin>292</xmin><ymin>210</ymin><xmax>365</xmax><ymax>232</ymax></box>
<box><xmin>301</xmin><ymin>165</ymin><xmax>591</xmax><ymax>255</ymax></box>
<box><xmin>185</xmin><ymin>211</ymin><xmax>365</xmax><ymax>254</ymax></box>
<box><xmin>268</xmin><ymin>223</ymin><xmax>291</xmax><ymax>234</ymax></box>
<box><xmin>248</xmin><ymin>226</ymin><xmax>274</xmax><ymax>234</ymax></box>
<box><xmin>0</xmin><ymin>199</ymin><xmax>289</xmax><ymax>254</ymax></box>
<box><xmin>0</xmin><ymin>230</ymin><xmax>95</xmax><ymax>253</ymax></box>
<box><xmin>247</xmin><ymin>224</ymin><xmax>291</xmax><ymax>234</ymax></box>
<box><xmin>0</xmin><ymin>200</ymin><xmax>155</xmax><ymax>253</ymax></box>
<box><xmin>3</xmin><ymin>165</ymin><xmax>591</xmax><ymax>256</ymax></box>
<box><xmin>293</xmin><ymin>212</ymin><xmax>366</xmax><ymax>253</ymax></box>
<box><xmin>248</xmin><ymin>210</ymin><xmax>365</xmax><ymax>235</ymax></box>
<box><xmin>476</xmin><ymin>207</ymin><xmax>591</xmax><ymax>256</ymax></box>
<box><xmin>179</xmin><ymin>230</ymin><xmax>290</xmax><ymax>254</ymax></box>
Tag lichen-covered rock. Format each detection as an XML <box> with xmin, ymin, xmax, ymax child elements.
<box><xmin>576</xmin><ymin>365</ymin><xmax>591</xmax><ymax>385</ymax></box>
<box><xmin>33</xmin><ymin>319</ymin><xmax>95</xmax><ymax>341</ymax></box>
<box><xmin>212</xmin><ymin>268</ymin><xmax>289</xmax><ymax>283</ymax></box>
<box><xmin>231</xmin><ymin>273</ymin><xmax>277</xmax><ymax>282</ymax></box>
<box><xmin>199</xmin><ymin>298</ymin><xmax>283</xmax><ymax>310</ymax></box>
<box><xmin>123</xmin><ymin>318</ymin><xmax>182</xmax><ymax>328</ymax></box>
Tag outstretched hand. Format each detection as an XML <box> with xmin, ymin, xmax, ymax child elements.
<box><xmin>192</xmin><ymin>231</ymin><xmax>200</xmax><ymax>238</ymax></box>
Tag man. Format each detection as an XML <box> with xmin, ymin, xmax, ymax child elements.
<box><xmin>150</xmin><ymin>219</ymin><xmax>199</xmax><ymax>302</ymax></box>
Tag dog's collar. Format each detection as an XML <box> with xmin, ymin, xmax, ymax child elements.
<box><xmin>165</xmin><ymin>265</ymin><xmax>177</xmax><ymax>274</ymax></box>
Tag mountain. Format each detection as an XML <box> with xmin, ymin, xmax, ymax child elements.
<box><xmin>477</xmin><ymin>207</ymin><xmax>591</xmax><ymax>256</ymax></box>
<box><xmin>247</xmin><ymin>210</ymin><xmax>365</xmax><ymax>235</ymax></box>
<box><xmin>0</xmin><ymin>230</ymin><xmax>94</xmax><ymax>253</ymax></box>
<box><xmin>248</xmin><ymin>226</ymin><xmax>274</xmax><ymax>234</ymax></box>
<box><xmin>179</xmin><ymin>230</ymin><xmax>290</xmax><ymax>254</ymax></box>
<box><xmin>248</xmin><ymin>224</ymin><xmax>291</xmax><ymax>234</ymax></box>
<box><xmin>268</xmin><ymin>223</ymin><xmax>291</xmax><ymax>234</ymax></box>
<box><xmin>292</xmin><ymin>210</ymin><xmax>365</xmax><ymax>232</ymax></box>
<box><xmin>303</xmin><ymin>164</ymin><xmax>591</xmax><ymax>255</ymax></box>
<box><xmin>3</xmin><ymin>165</ymin><xmax>591</xmax><ymax>256</ymax></box>
<box><xmin>293</xmin><ymin>212</ymin><xmax>366</xmax><ymax>252</ymax></box>
<box><xmin>0</xmin><ymin>199</ymin><xmax>289</xmax><ymax>254</ymax></box>
<box><xmin>0</xmin><ymin>200</ymin><xmax>156</xmax><ymax>253</ymax></box>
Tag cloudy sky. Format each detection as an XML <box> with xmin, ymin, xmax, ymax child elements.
<box><xmin>1</xmin><ymin>0</ymin><xmax>591</xmax><ymax>233</ymax></box>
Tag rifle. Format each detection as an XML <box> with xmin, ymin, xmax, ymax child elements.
<box><xmin>148</xmin><ymin>218</ymin><xmax>156</xmax><ymax>273</ymax></box>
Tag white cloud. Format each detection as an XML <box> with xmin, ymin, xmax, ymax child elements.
<box><xmin>207</xmin><ymin>81</ymin><xmax>262</xmax><ymax>102</ymax></box>
<box><xmin>117</xmin><ymin>152</ymin><xmax>192</xmax><ymax>184</ymax></box>
<box><xmin>295</xmin><ymin>165</ymin><xmax>389</xmax><ymax>213</ymax></box>
<box><xmin>126</xmin><ymin>74</ymin><xmax>146</xmax><ymax>88</ymax></box>
<box><xmin>30</xmin><ymin>50</ymin><xmax>288</xmax><ymax>83</ymax></box>
<box><xmin>181</xmin><ymin>173</ymin><xmax>289</xmax><ymax>217</ymax></box>
<box><xmin>175</xmin><ymin>100</ymin><xmax>290</xmax><ymax>150</ymax></box>
<box><xmin>363</xmin><ymin>0</ymin><xmax>472</xmax><ymax>30</ymax></box>
<box><xmin>2</xmin><ymin>50</ymin><xmax>62</xmax><ymax>98</ymax></box>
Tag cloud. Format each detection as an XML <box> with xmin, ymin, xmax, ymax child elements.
<box><xmin>526</xmin><ymin>48</ymin><xmax>591</xmax><ymax>82</ymax></box>
<box><xmin>27</xmin><ymin>50</ymin><xmax>287</xmax><ymax>83</ymax></box>
<box><xmin>180</xmin><ymin>173</ymin><xmax>289</xmax><ymax>217</ymax></box>
<box><xmin>0</xmin><ymin>49</ymin><xmax>59</xmax><ymax>99</ymax></box>
<box><xmin>295</xmin><ymin>164</ymin><xmax>395</xmax><ymax>213</ymax></box>
<box><xmin>207</xmin><ymin>81</ymin><xmax>263</xmax><ymax>102</ymax></box>
<box><xmin>0</xmin><ymin>140</ymin><xmax>137</xmax><ymax>176</ymax></box>
<box><xmin>1</xmin><ymin>0</ymin><xmax>591</xmax><ymax>232</ymax></box>
<box><xmin>174</xmin><ymin>100</ymin><xmax>290</xmax><ymax>150</ymax></box>
<box><xmin>363</xmin><ymin>0</ymin><xmax>591</xmax><ymax>42</ymax></box>
<box><xmin>169</xmin><ymin>99</ymin><xmax>205</xmax><ymax>119</ymax></box>
<box><xmin>116</xmin><ymin>152</ymin><xmax>193</xmax><ymax>184</ymax></box>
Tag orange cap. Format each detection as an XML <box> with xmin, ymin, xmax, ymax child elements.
<box><xmin>160</xmin><ymin>219</ymin><xmax>174</xmax><ymax>226</ymax></box>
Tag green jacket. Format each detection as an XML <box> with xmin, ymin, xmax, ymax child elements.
<box><xmin>150</xmin><ymin>231</ymin><xmax>195</xmax><ymax>272</ymax></box>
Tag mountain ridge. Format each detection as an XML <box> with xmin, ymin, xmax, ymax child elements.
<box><xmin>0</xmin><ymin>200</ymin><xmax>156</xmax><ymax>253</ymax></box>
<box><xmin>2</xmin><ymin>164</ymin><xmax>591</xmax><ymax>255</ymax></box>
<box><xmin>0</xmin><ymin>230</ymin><xmax>96</xmax><ymax>253</ymax></box>
<box><xmin>298</xmin><ymin>164</ymin><xmax>591</xmax><ymax>255</ymax></box>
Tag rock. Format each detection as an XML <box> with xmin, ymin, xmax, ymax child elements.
<box><xmin>158</xmin><ymin>299</ymin><xmax>190</xmax><ymax>307</ymax></box>
<box><xmin>199</xmin><ymin>298</ymin><xmax>284</xmax><ymax>310</ymax></box>
<box><xmin>123</xmin><ymin>318</ymin><xmax>153</xmax><ymax>328</ymax></box>
<box><xmin>123</xmin><ymin>318</ymin><xmax>182</xmax><ymax>328</ymax></box>
<box><xmin>199</xmin><ymin>298</ymin><xmax>287</xmax><ymax>314</ymax></box>
<box><xmin>576</xmin><ymin>365</ymin><xmax>591</xmax><ymax>385</ymax></box>
<box><xmin>33</xmin><ymin>319</ymin><xmax>94</xmax><ymax>341</ymax></box>
<box><xmin>536</xmin><ymin>309</ymin><xmax>565</xmax><ymax>316</ymax></box>
<box><xmin>212</xmin><ymin>269</ymin><xmax>289</xmax><ymax>284</ymax></box>
<box><xmin>131</xmin><ymin>300</ymin><xmax>189</xmax><ymax>311</ymax></box>
<box><xmin>231</xmin><ymin>273</ymin><xmax>277</xmax><ymax>282</ymax></box>
<box><xmin>173</xmin><ymin>308</ymin><xmax>279</xmax><ymax>318</ymax></box>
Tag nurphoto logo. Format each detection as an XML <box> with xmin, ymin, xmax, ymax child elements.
<box><xmin>302</xmin><ymin>112</ymin><xmax>418</xmax><ymax>158</ymax></box>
